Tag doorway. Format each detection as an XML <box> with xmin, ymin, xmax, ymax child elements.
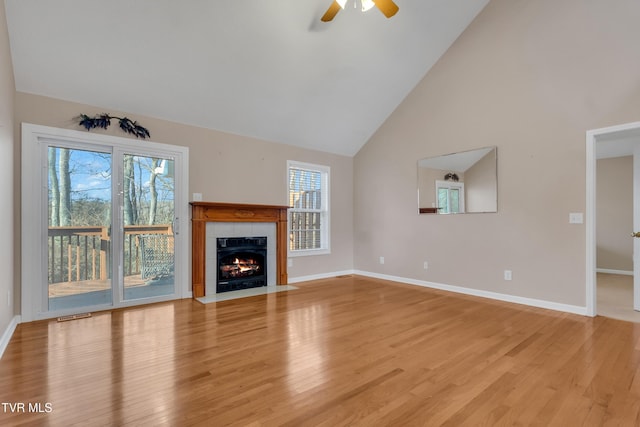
<box><xmin>21</xmin><ymin>124</ymin><xmax>190</xmax><ymax>322</ymax></box>
<box><xmin>586</xmin><ymin>121</ymin><xmax>640</xmax><ymax>317</ymax></box>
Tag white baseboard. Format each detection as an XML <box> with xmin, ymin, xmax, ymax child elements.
<box><xmin>0</xmin><ymin>315</ymin><xmax>21</xmax><ymax>359</ymax></box>
<box><xmin>288</xmin><ymin>270</ymin><xmax>356</xmax><ymax>284</ymax></box>
<box><xmin>596</xmin><ymin>268</ymin><xmax>633</xmax><ymax>276</ymax></box>
<box><xmin>352</xmin><ymin>270</ymin><xmax>588</xmax><ymax>316</ymax></box>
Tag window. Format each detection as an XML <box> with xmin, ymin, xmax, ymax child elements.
<box><xmin>436</xmin><ymin>180</ymin><xmax>465</xmax><ymax>214</ymax></box>
<box><xmin>288</xmin><ymin>161</ymin><xmax>330</xmax><ymax>255</ymax></box>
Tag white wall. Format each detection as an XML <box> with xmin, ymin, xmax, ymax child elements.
<box><xmin>0</xmin><ymin>0</ymin><xmax>16</xmax><ymax>352</ymax></box>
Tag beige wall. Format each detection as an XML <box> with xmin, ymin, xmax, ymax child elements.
<box><xmin>14</xmin><ymin>92</ymin><xmax>354</xmax><ymax>302</ymax></box>
<box><xmin>465</xmin><ymin>150</ymin><xmax>497</xmax><ymax>213</ymax></box>
<box><xmin>596</xmin><ymin>156</ymin><xmax>633</xmax><ymax>271</ymax></box>
<box><xmin>0</xmin><ymin>0</ymin><xmax>15</xmax><ymax>335</ymax></box>
<box><xmin>354</xmin><ymin>0</ymin><xmax>640</xmax><ymax>307</ymax></box>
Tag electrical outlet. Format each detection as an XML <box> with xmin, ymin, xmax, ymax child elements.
<box><xmin>504</xmin><ymin>270</ymin><xmax>512</xmax><ymax>281</ymax></box>
<box><xmin>379</xmin><ymin>256</ymin><xmax>385</xmax><ymax>265</ymax></box>
<box><xmin>287</xmin><ymin>258</ymin><xmax>293</xmax><ymax>268</ymax></box>
<box><xmin>423</xmin><ymin>261</ymin><xmax>429</xmax><ymax>270</ymax></box>
<box><xmin>192</xmin><ymin>192</ymin><xmax>203</xmax><ymax>202</ymax></box>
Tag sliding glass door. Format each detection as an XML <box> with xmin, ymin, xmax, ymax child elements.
<box><xmin>22</xmin><ymin>124</ymin><xmax>189</xmax><ymax>322</ymax></box>
<box><xmin>47</xmin><ymin>145</ymin><xmax>113</xmax><ymax>312</ymax></box>
<box><xmin>122</xmin><ymin>154</ymin><xmax>175</xmax><ymax>301</ymax></box>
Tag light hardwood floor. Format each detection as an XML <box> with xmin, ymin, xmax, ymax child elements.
<box><xmin>2</xmin><ymin>275</ymin><xmax>640</xmax><ymax>426</ymax></box>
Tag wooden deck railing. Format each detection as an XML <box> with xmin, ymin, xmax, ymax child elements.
<box><xmin>47</xmin><ymin>224</ymin><xmax>173</xmax><ymax>285</ymax></box>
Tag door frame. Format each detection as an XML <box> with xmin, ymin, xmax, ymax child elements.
<box><xmin>586</xmin><ymin>121</ymin><xmax>640</xmax><ymax>317</ymax></box>
<box><xmin>21</xmin><ymin>123</ymin><xmax>191</xmax><ymax>322</ymax></box>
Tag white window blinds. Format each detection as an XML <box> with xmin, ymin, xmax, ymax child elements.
<box><xmin>288</xmin><ymin>162</ymin><xmax>330</xmax><ymax>254</ymax></box>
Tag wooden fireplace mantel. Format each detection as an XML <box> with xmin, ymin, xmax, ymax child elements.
<box><xmin>190</xmin><ymin>202</ymin><xmax>289</xmax><ymax>298</ymax></box>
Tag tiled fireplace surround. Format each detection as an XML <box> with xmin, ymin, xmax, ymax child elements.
<box><xmin>190</xmin><ymin>202</ymin><xmax>289</xmax><ymax>298</ymax></box>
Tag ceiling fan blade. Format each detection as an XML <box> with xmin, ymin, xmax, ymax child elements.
<box><xmin>321</xmin><ymin>1</ymin><xmax>342</xmax><ymax>22</ymax></box>
<box><xmin>374</xmin><ymin>0</ymin><xmax>399</xmax><ymax>18</ymax></box>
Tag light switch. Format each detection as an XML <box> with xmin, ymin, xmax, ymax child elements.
<box><xmin>569</xmin><ymin>212</ymin><xmax>583</xmax><ymax>224</ymax></box>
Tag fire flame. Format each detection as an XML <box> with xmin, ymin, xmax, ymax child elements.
<box><xmin>233</xmin><ymin>257</ymin><xmax>257</xmax><ymax>273</ymax></box>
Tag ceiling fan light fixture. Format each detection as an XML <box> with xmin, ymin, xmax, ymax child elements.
<box><xmin>336</xmin><ymin>0</ymin><xmax>374</xmax><ymax>11</ymax></box>
<box><xmin>321</xmin><ymin>0</ymin><xmax>398</xmax><ymax>22</ymax></box>
<box><xmin>361</xmin><ymin>0</ymin><xmax>376</xmax><ymax>12</ymax></box>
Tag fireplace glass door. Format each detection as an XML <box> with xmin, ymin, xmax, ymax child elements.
<box><xmin>216</xmin><ymin>237</ymin><xmax>267</xmax><ymax>293</ymax></box>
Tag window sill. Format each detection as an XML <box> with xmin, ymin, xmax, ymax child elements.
<box><xmin>288</xmin><ymin>248</ymin><xmax>331</xmax><ymax>258</ymax></box>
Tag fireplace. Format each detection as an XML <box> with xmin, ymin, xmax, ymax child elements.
<box><xmin>216</xmin><ymin>236</ymin><xmax>267</xmax><ymax>293</ymax></box>
<box><xmin>191</xmin><ymin>202</ymin><xmax>289</xmax><ymax>298</ymax></box>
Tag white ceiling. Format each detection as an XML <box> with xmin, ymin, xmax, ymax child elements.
<box><xmin>418</xmin><ymin>146</ymin><xmax>493</xmax><ymax>172</ymax></box>
<box><xmin>5</xmin><ymin>0</ymin><xmax>489</xmax><ymax>156</ymax></box>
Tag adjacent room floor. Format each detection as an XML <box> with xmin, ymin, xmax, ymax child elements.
<box><xmin>597</xmin><ymin>272</ymin><xmax>640</xmax><ymax>323</ymax></box>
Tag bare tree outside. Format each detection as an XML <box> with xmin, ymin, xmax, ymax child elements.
<box><xmin>124</xmin><ymin>154</ymin><xmax>136</xmax><ymax>226</ymax></box>
<box><xmin>47</xmin><ymin>147</ymin><xmax>175</xmax><ymax>293</ymax></box>
<box><xmin>59</xmin><ymin>148</ymin><xmax>71</xmax><ymax>226</ymax></box>
<box><xmin>148</xmin><ymin>158</ymin><xmax>160</xmax><ymax>225</ymax></box>
<box><xmin>48</xmin><ymin>147</ymin><xmax>60</xmax><ymax>227</ymax></box>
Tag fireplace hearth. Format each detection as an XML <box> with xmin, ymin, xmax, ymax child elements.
<box><xmin>217</xmin><ymin>236</ymin><xmax>267</xmax><ymax>293</ymax></box>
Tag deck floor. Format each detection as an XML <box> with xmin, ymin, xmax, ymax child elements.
<box><xmin>48</xmin><ymin>275</ymin><xmax>148</xmax><ymax>297</ymax></box>
<box><xmin>47</xmin><ymin>275</ymin><xmax>174</xmax><ymax>312</ymax></box>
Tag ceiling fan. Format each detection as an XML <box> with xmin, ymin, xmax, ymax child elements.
<box><xmin>321</xmin><ymin>0</ymin><xmax>399</xmax><ymax>22</ymax></box>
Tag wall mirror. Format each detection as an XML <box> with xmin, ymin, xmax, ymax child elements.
<box><xmin>418</xmin><ymin>146</ymin><xmax>497</xmax><ymax>214</ymax></box>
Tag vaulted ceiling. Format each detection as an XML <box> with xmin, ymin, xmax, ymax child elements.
<box><xmin>5</xmin><ymin>0</ymin><xmax>489</xmax><ymax>156</ymax></box>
